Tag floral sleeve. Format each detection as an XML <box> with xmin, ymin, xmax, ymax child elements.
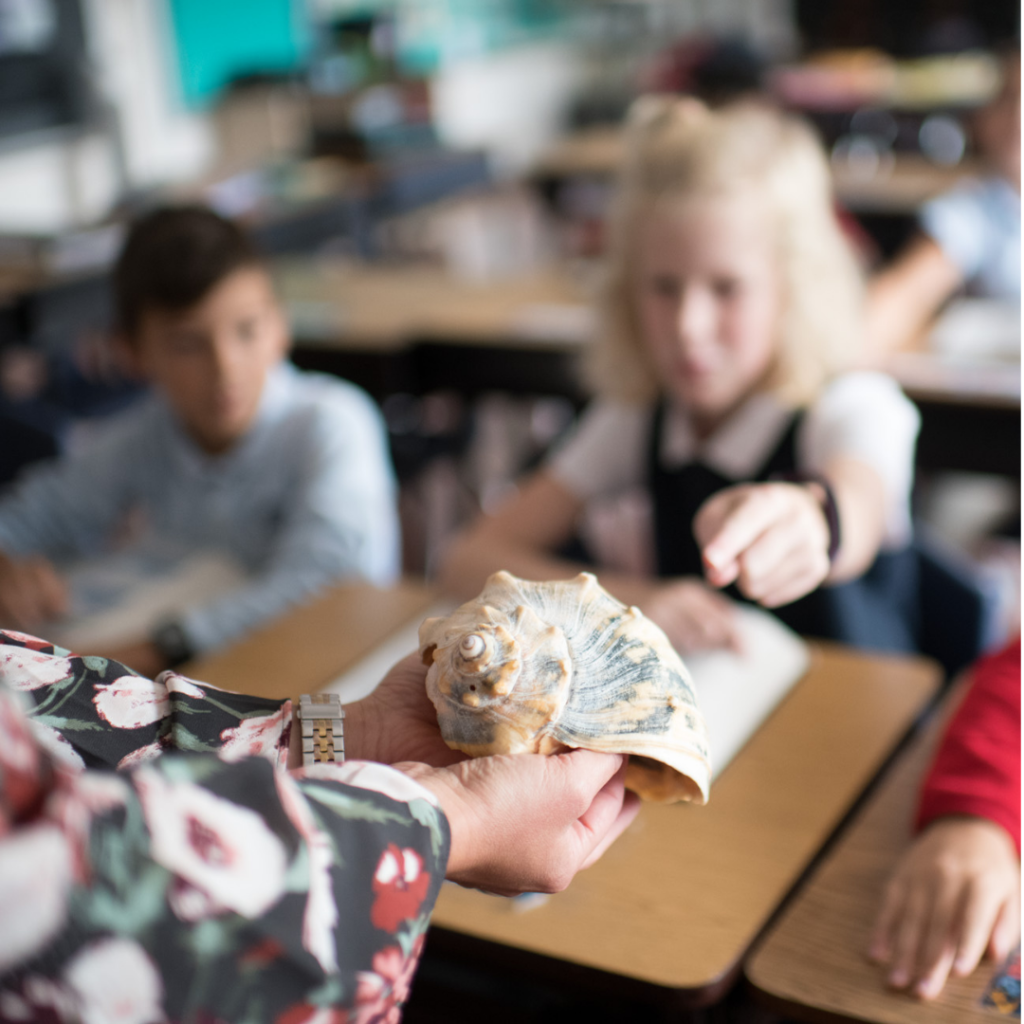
<box><xmin>0</xmin><ymin>630</ymin><xmax>450</xmax><ymax>1024</ymax></box>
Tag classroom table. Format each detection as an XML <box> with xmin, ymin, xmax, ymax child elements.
<box><xmin>279</xmin><ymin>255</ymin><xmax>1021</xmax><ymax>478</ymax></box>
<box><xmin>530</xmin><ymin>126</ymin><xmax>983</xmax><ymax>214</ymax></box>
<box><xmin>425</xmin><ymin>643</ymin><xmax>940</xmax><ymax>1010</ymax></box>
<box><xmin>179</xmin><ymin>578</ymin><xmax>437</xmax><ymax>703</ymax></box>
<box><xmin>181</xmin><ymin>582</ymin><xmax>940</xmax><ymax>1012</ymax></box>
<box><xmin>745</xmin><ymin>675</ymin><xmax>1016</xmax><ymax>1024</ymax></box>
<box><xmin>276</xmin><ymin>256</ymin><xmax>593</xmax><ymax>401</ymax></box>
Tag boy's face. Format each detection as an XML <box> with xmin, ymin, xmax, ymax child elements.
<box><xmin>131</xmin><ymin>266</ymin><xmax>289</xmax><ymax>454</ymax></box>
<box><xmin>632</xmin><ymin>194</ymin><xmax>781</xmax><ymax>435</ymax></box>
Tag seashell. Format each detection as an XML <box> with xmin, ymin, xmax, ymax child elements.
<box><xmin>419</xmin><ymin>570</ymin><xmax>710</xmax><ymax>804</ymax></box>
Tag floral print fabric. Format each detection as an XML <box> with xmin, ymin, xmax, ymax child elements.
<box><xmin>0</xmin><ymin>630</ymin><xmax>450</xmax><ymax>1024</ymax></box>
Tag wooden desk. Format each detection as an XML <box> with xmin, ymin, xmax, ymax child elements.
<box><xmin>531</xmin><ymin>128</ymin><xmax>981</xmax><ymax>214</ymax></box>
<box><xmin>276</xmin><ymin>257</ymin><xmax>593</xmax><ymax>401</ymax></box>
<box><xmin>275</xmin><ymin>258</ymin><xmax>591</xmax><ymax>352</ymax></box>
<box><xmin>180</xmin><ymin>579</ymin><xmax>436</xmax><ymax>703</ymax></box>
<box><xmin>428</xmin><ymin>644</ymin><xmax>941</xmax><ymax>1009</ymax></box>
<box><xmin>280</xmin><ymin>257</ymin><xmax>1019</xmax><ymax>479</ymax></box>
<box><xmin>746</xmin><ymin>677</ymin><xmax>1011</xmax><ymax>1024</ymax></box>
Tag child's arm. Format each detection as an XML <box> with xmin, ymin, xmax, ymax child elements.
<box><xmin>868</xmin><ymin>816</ymin><xmax>1019</xmax><ymax>999</ymax></box>
<box><xmin>439</xmin><ymin>469</ymin><xmax>741</xmax><ymax>652</ymax></box>
<box><xmin>0</xmin><ymin>414</ymin><xmax>143</xmax><ymax>628</ymax></box>
<box><xmin>869</xmin><ymin>640</ymin><xmax>1021</xmax><ymax>999</ymax></box>
<box><xmin>694</xmin><ymin>373</ymin><xmax>917</xmax><ymax>607</ymax></box>
<box><xmin>693</xmin><ymin>455</ymin><xmax>887</xmax><ymax>607</ymax></box>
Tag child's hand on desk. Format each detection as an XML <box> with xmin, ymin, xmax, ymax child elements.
<box><xmin>0</xmin><ymin>552</ymin><xmax>68</xmax><ymax>629</ymax></box>
<box><xmin>868</xmin><ymin>816</ymin><xmax>1021</xmax><ymax>1000</ymax></box>
<box><xmin>694</xmin><ymin>482</ymin><xmax>831</xmax><ymax>608</ymax></box>
<box><xmin>639</xmin><ymin>577</ymin><xmax>742</xmax><ymax>653</ymax></box>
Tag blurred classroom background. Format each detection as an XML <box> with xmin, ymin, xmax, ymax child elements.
<box><xmin>0</xmin><ymin>0</ymin><xmax>1018</xmax><ymax>605</ymax></box>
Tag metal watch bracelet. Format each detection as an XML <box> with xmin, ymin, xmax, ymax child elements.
<box><xmin>299</xmin><ymin>693</ymin><xmax>345</xmax><ymax>767</ymax></box>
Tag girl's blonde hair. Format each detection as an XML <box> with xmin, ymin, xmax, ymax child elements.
<box><xmin>586</xmin><ymin>97</ymin><xmax>864</xmax><ymax>406</ymax></box>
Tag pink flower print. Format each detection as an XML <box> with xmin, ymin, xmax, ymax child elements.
<box><xmin>136</xmin><ymin>767</ymin><xmax>287</xmax><ymax>919</ymax></box>
<box><xmin>47</xmin><ymin>772</ymin><xmax>130</xmax><ymax>884</ymax></box>
<box><xmin>0</xmin><ymin>690</ymin><xmax>41</xmax><ymax>815</ymax></box>
<box><xmin>370</xmin><ymin>845</ymin><xmax>430</xmax><ymax>933</ymax></box>
<box><xmin>275</xmin><ymin>1004</ymin><xmax>349</xmax><ymax>1024</ymax></box>
<box><xmin>29</xmin><ymin>721</ymin><xmax>85</xmax><ymax>772</ymax></box>
<box><xmin>0</xmin><ymin>823</ymin><xmax>72</xmax><ymax>972</ymax></box>
<box><xmin>117</xmin><ymin>742</ymin><xmax>165</xmax><ymax>771</ymax></box>
<box><xmin>354</xmin><ymin>936</ymin><xmax>425</xmax><ymax>1024</ymax></box>
<box><xmin>0</xmin><ymin>648</ymin><xmax>74</xmax><ymax>690</ymax></box>
<box><xmin>93</xmin><ymin>675</ymin><xmax>169</xmax><ymax>730</ymax></box>
<box><xmin>274</xmin><ymin>772</ymin><xmax>338</xmax><ymax>973</ymax></box>
<box><xmin>163</xmin><ymin>673</ymin><xmax>206</xmax><ymax>700</ymax></box>
<box><xmin>302</xmin><ymin>761</ymin><xmax>439</xmax><ymax>808</ymax></box>
<box><xmin>63</xmin><ymin>938</ymin><xmax>164</xmax><ymax>1024</ymax></box>
<box><xmin>218</xmin><ymin>704</ymin><xmax>290</xmax><ymax>766</ymax></box>
<box><xmin>0</xmin><ymin>629</ymin><xmax>55</xmax><ymax>652</ymax></box>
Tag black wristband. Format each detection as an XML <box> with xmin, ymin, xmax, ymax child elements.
<box><xmin>151</xmin><ymin>619</ymin><xmax>195</xmax><ymax>669</ymax></box>
<box><xmin>769</xmin><ymin>471</ymin><xmax>842</xmax><ymax>565</ymax></box>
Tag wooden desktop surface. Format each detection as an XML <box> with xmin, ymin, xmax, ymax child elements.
<box><xmin>278</xmin><ymin>257</ymin><xmax>1018</xmax><ymax>410</ymax></box>
<box><xmin>274</xmin><ymin>258</ymin><xmax>591</xmax><ymax>353</ymax></box>
<box><xmin>531</xmin><ymin>127</ymin><xmax>982</xmax><ymax>214</ymax></box>
<box><xmin>746</xmin><ymin>676</ymin><xmax>1010</xmax><ymax>1024</ymax></box>
<box><xmin>180</xmin><ymin>579</ymin><xmax>436</xmax><ymax>702</ymax></box>
<box><xmin>429</xmin><ymin>643</ymin><xmax>941</xmax><ymax>1004</ymax></box>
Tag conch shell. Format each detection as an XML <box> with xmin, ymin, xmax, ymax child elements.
<box><xmin>419</xmin><ymin>571</ymin><xmax>710</xmax><ymax>803</ymax></box>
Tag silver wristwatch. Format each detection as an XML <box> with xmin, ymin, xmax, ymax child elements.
<box><xmin>299</xmin><ymin>693</ymin><xmax>345</xmax><ymax>766</ymax></box>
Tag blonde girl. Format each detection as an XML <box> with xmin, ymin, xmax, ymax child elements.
<box><xmin>440</xmin><ymin>98</ymin><xmax>920</xmax><ymax>653</ymax></box>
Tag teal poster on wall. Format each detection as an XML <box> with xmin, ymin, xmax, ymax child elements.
<box><xmin>168</xmin><ymin>0</ymin><xmax>312</xmax><ymax>106</ymax></box>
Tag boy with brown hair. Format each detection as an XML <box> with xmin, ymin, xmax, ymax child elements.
<box><xmin>0</xmin><ymin>206</ymin><xmax>399</xmax><ymax>675</ymax></box>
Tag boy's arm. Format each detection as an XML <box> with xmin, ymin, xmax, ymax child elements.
<box><xmin>177</xmin><ymin>390</ymin><xmax>400</xmax><ymax>655</ymax></box>
<box><xmin>0</xmin><ymin>421</ymin><xmax>138</xmax><ymax>563</ymax></box>
<box><xmin>0</xmin><ymin>421</ymin><xmax>140</xmax><ymax>627</ymax></box>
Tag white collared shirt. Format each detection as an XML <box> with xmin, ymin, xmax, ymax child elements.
<box><xmin>547</xmin><ymin>372</ymin><xmax>920</xmax><ymax>548</ymax></box>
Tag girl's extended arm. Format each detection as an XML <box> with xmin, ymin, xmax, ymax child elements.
<box><xmin>439</xmin><ymin>469</ymin><xmax>742</xmax><ymax>652</ymax></box>
<box><xmin>694</xmin><ymin>455</ymin><xmax>888</xmax><ymax>608</ymax></box>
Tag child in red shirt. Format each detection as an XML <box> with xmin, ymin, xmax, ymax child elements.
<box><xmin>869</xmin><ymin>637</ymin><xmax>1021</xmax><ymax>999</ymax></box>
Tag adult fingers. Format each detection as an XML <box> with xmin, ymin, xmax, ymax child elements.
<box><xmin>580</xmin><ymin>790</ymin><xmax>641</xmax><ymax>870</ymax></box>
<box><xmin>555</xmin><ymin>749</ymin><xmax>629</xmax><ymax>821</ymax></box>
<box><xmin>574</xmin><ymin>753</ymin><xmax>629</xmax><ymax>841</ymax></box>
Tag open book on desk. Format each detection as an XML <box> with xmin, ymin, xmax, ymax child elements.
<box><xmin>325</xmin><ymin>601</ymin><xmax>810</xmax><ymax>784</ymax></box>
